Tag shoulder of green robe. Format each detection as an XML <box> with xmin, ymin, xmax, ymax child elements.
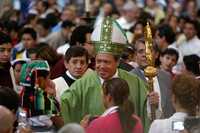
<box><xmin>118</xmin><ymin>68</ymin><xmax>142</xmax><ymax>81</ymax></box>
<box><xmin>118</xmin><ymin>68</ymin><xmax>148</xmax><ymax>89</ymax></box>
<box><xmin>61</xmin><ymin>70</ymin><xmax>100</xmax><ymax>100</ymax></box>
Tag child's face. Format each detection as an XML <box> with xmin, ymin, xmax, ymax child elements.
<box><xmin>160</xmin><ymin>54</ymin><xmax>177</xmax><ymax>72</ymax></box>
<box><xmin>65</xmin><ymin>56</ymin><xmax>88</xmax><ymax>79</ymax></box>
<box><xmin>14</xmin><ymin>63</ymin><xmax>23</xmax><ymax>84</ymax></box>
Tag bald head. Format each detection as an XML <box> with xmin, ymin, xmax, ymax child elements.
<box><xmin>58</xmin><ymin>123</ymin><xmax>85</xmax><ymax>133</ymax></box>
<box><xmin>0</xmin><ymin>106</ymin><xmax>14</xmax><ymax>133</ymax></box>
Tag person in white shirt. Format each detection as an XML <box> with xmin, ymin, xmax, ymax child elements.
<box><xmin>116</xmin><ymin>1</ymin><xmax>139</xmax><ymax>30</ymax></box>
<box><xmin>149</xmin><ymin>73</ymin><xmax>200</xmax><ymax>133</ymax></box>
<box><xmin>179</xmin><ymin>19</ymin><xmax>200</xmax><ymax>59</ymax></box>
<box><xmin>172</xmin><ymin>19</ymin><xmax>200</xmax><ymax>75</ymax></box>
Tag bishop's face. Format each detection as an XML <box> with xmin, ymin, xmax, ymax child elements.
<box><xmin>95</xmin><ymin>53</ymin><xmax>118</xmax><ymax>80</ymax></box>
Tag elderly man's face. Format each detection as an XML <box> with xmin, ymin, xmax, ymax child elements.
<box><xmin>135</xmin><ymin>42</ymin><xmax>148</xmax><ymax>68</ymax></box>
<box><xmin>95</xmin><ymin>53</ymin><xmax>118</xmax><ymax>80</ymax></box>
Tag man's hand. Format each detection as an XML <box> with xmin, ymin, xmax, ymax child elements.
<box><xmin>80</xmin><ymin>114</ymin><xmax>91</xmax><ymax>128</ymax></box>
<box><xmin>45</xmin><ymin>79</ymin><xmax>56</xmax><ymax>96</ymax></box>
<box><xmin>148</xmin><ymin>91</ymin><xmax>159</xmax><ymax>107</ymax></box>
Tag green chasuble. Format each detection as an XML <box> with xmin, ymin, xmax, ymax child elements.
<box><xmin>61</xmin><ymin>69</ymin><xmax>150</xmax><ymax>132</ymax></box>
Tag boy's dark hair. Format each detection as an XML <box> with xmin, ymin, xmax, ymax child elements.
<box><xmin>46</xmin><ymin>13</ymin><xmax>59</xmax><ymax>28</ymax></box>
<box><xmin>70</xmin><ymin>26</ymin><xmax>93</xmax><ymax>46</ymax></box>
<box><xmin>160</xmin><ymin>48</ymin><xmax>179</xmax><ymax>62</ymax></box>
<box><xmin>36</xmin><ymin>43</ymin><xmax>61</xmax><ymax>66</ymax></box>
<box><xmin>37</xmin><ymin>18</ymin><xmax>51</xmax><ymax>30</ymax></box>
<box><xmin>64</xmin><ymin>46</ymin><xmax>89</xmax><ymax>63</ymax></box>
<box><xmin>39</xmin><ymin>0</ymin><xmax>49</xmax><ymax>11</ymax></box>
<box><xmin>20</xmin><ymin>27</ymin><xmax>37</xmax><ymax>40</ymax></box>
<box><xmin>183</xmin><ymin>54</ymin><xmax>200</xmax><ymax>76</ymax></box>
<box><xmin>157</xmin><ymin>24</ymin><xmax>175</xmax><ymax>44</ymax></box>
<box><xmin>61</xmin><ymin>20</ymin><xmax>75</xmax><ymax>29</ymax></box>
<box><xmin>4</xmin><ymin>20</ymin><xmax>19</xmax><ymax>33</ymax></box>
<box><xmin>0</xmin><ymin>31</ymin><xmax>11</xmax><ymax>45</ymax></box>
<box><xmin>0</xmin><ymin>86</ymin><xmax>19</xmax><ymax>113</ymax></box>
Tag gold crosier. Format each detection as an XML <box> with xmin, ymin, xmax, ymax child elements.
<box><xmin>144</xmin><ymin>22</ymin><xmax>158</xmax><ymax>121</ymax></box>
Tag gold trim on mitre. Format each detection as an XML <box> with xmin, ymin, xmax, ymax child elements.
<box><xmin>92</xmin><ymin>16</ymin><xmax>128</xmax><ymax>56</ymax></box>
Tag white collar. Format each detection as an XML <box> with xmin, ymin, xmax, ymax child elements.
<box><xmin>99</xmin><ymin>70</ymin><xmax>119</xmax><ymax>85</ymax></box>
<box><xmin>66</xmin><ymin>71</ymin><xmax>77</xmax><ymax>80</ymax></box>
<box><xmin>187</xmin><ymin>36</ymin><xmax>198</xmax><ymax>43</ymax></box>
<box><xmin>170</xmin><ymin>112</ymin><xmax>188</xmax><ymax>121</ymax></box>
<box><xmin>101</xmin><ymin>106</ymin><xmax>118</xmax><ymax>117</ymax></box>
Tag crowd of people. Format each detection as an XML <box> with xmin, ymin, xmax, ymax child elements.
<box><xmin>0</xmin><ymin>0</ymin><xmax>200</xmax><ymax>133</ymax></box>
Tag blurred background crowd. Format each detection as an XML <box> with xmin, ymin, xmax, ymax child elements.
<box><xmin>0</xmin><ymin>0</ymin><xmax>200</xmax><ymax>133</ymax></box>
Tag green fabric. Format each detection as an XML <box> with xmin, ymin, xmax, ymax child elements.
<box><xmin>20</xmin><ymin>60</ymin><xmax>50</xmax><ymax>87</ymax></box>
<box><xmin>35</xmin><ymin>88</ymin><xmax>45</xmax><ymax>112</ymax></box>
<box><xmin>93</xmin><ymin>41</ymin><xmax>126</xmax><ymax>56</ymax></box>
<box><xmin>61</xmin><ymin>69</ymin><xmax>150</xmax><ymax>132</ymax></box>
<box><xmin>93</xmin><ymin>16</ymin><xmax>128</xmax><ymax>56</ymax></box>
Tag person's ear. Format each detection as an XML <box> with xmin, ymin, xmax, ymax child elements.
<box><xmin>107</xmin><ymin>94</ymin><xmax>113</xmax><ymax>103</ymax></box>
<box><xmin>76</xmin><ymin>42</ymin><xmax>81</xmax><ymax>46</ymax></box>
<box><xmin>162</xmin><ymin>36</ymin><xmax>166</xmax><ymax>42</ymax></box>
<box><xmin>171</xmin><ymin>93</ymin><xmax>176</xmax><ymax>104</ymax></box>
<box><xmin>64</xmin><ymin>61</ymin><xmax>69</xmax><ymax>69</ymax></box>
<box><xmin>159</xmin><ymin>56</ymin><xmax>163</xmax><ymax>63</ymax></box>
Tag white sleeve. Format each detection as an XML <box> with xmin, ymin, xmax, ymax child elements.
<box><xmin>148</xmin><ymin>120</ymin><xmax>161</xmax><ymax>133</ymax></box>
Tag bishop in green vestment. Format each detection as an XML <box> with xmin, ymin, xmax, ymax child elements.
<box><xmin>61</xmin><ymin>17</ymin><xmax>150</xmax><ymax>132</ymax></box>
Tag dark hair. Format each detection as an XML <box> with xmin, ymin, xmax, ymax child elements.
<box><xmin>12</xmin><ymin>60</ymin><xmax>27</xmax><ymax>69</ymax></box>
<box><xmin>0</xmin><ymin>86</ymin><xmax>19</xmax><ymax>113</ymax></box>
<box><xmin>103</xmin><ymin>78</ymin><xmax>136</xmax><ymax>133</ymax></box>
<box><xmin>61</xmin><ymin>20</ymin><xmax>75</xmax><ymax>29</ymax></box>
<box><xmin>184</xmin><ymin>116</ymin><xmax>200</xmax><ymax>133</ymax></box>
<box><xmin>183</xmin><ymin>54</ymin><xmax>200</xmax><ymax>76</ymax></box>
<box><xmin>4</xmin><ymin>20</ymin><xmax>19</xmax><ymax>33</ymax></box>
<box><xmin>134</xmin><ymin>37</ymin><xmax>159</xmax><ymax>52</ymax></box>
<box><xmin>172</xmin><ymin>74</ymin><xmax>200</xmax><ymax>116</ymax></box>
<box><xmin>160</xmin><ymin>48</ymin><xmax>179</xmax><ymax>62</ymax></box>
<box><xmin>36</xmin><ymin>43</ymin><xmax>62</xmax><ymax>67</ymax></box>
<box><xmin>130</xmin><ymin>20</ymin><xmax>145</xmax><ymax>33</ymax></box>
<box><xmin>38</xmin><ymin>0</ymin><xmax>49</xmax><ymax>11</ymax></box>
<box><xmin>184</xmin><ymin>18</ymin><xmax>199</xmax><ymax>31</ymax></box>
<box><xmin>46</xmin><ymin>13</ymin><xmax>59</xmax><ymax>28</ymax></box>
<box><xmin>135</xmin><ymin>37</ymin><xmax>161</xmax><ymax>67</ymax></box>
<box><xmin>26</xmin><ymin>13</ymin><xmax>37</xmax><ymax>24</ymax></box>
<box><xmin>31</xmin><ymin>70</ymin><xmax>49</xmax><ymax>87</ymax></box>
<box><xmin>121</xmin><ymin>46</ymin><xmax>135</xmax><ymax>60</ymax></box>
<box><xmin>37</xmin><ymin>18</ymin><xmax>51</xmax><ymax>30</ymax></box>
<box><xmin>70</xmin><ymin>26</ymin><xmax>93</xmax><ymax>46</ymax></box>
<box><xmin>184</xmin><ymin>18</ymin><xmax>200</xmax><ymax>38</ymax></box>
<box><xmin>0</xmin><ymin>31</ymin><xmax>11</xmax><ymax>45</ymax></box>
<box><xmin>157</xmin><ymin>24</ymin><xmax>176</xmax><ymax>44</ymax></box>
<box><xmin>64</xmin><ymin>46</ymin><xmax>89</xmax><ymax>63</ymax></box>
<box><xmin>20</xmin><ymin>27</ymin><xmax>37</xmax><ymax>40</ymax></box>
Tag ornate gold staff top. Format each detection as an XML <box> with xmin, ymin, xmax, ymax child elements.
<box><xmin>144</xmin><ymin>22</ymin><xmax>158</xmax><ymax>121</ymax></box>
